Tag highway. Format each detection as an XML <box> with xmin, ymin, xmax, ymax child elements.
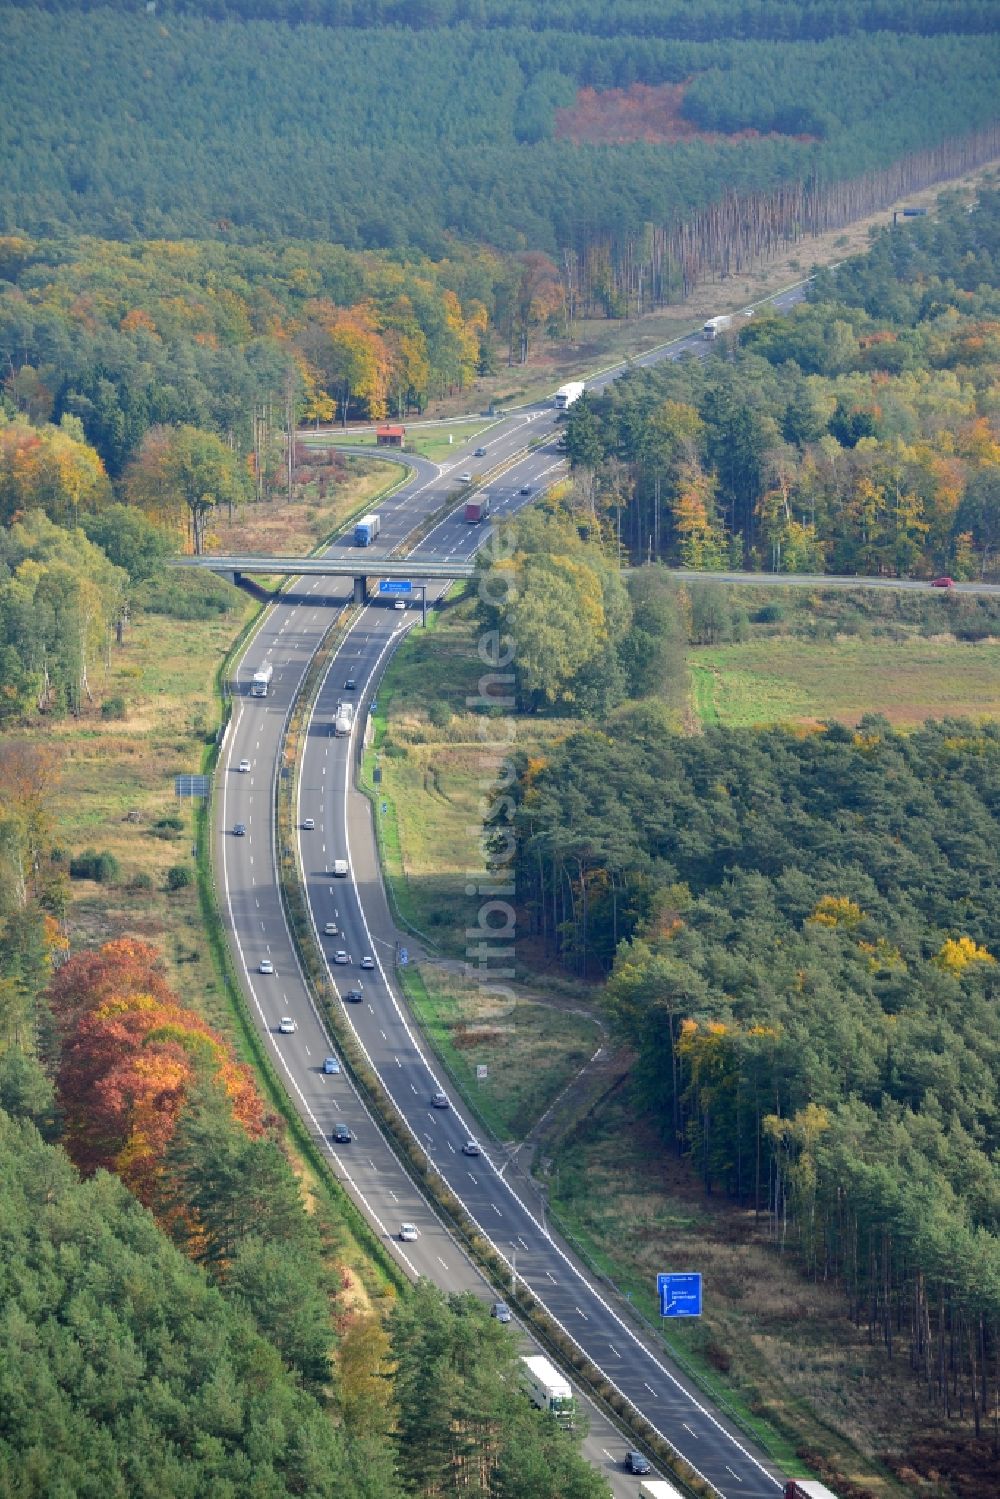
<box><xmin>211</xmin><ymin>287</ymin><xmax>839</xmax><ymax>1496</ymax></box>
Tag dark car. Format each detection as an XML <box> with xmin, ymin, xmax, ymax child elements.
<box><xmin>332</xmin><ymin>1122</ymin><xmax>352</xmax><ymax>1143</ymax></box>
<box><xmin>519</xmin><ymin>484</ymin><xmax>532</xmax><ymax>495</ymax></box>
<box><xmin>490</xmin><ymin>1301</ymin><xmax>511</xmax><ymax>1323</ymax></box>
<box><xmin>431</xmin><ymin>1090</ymin><xmax>449</xmax><ymax>1108</ymax></box>
<box><xmin>233</xmin><ymin>822</ymin><xmax>247</xmax><ymax>837</ymax></box>
<box><xmin>474</xmin><ymin>446</ymin><xmax>487</xmax><ymax>457</ymax></box>
<box><xmin>344</xmin><ymin>677</ymin><xmax>357</xmax><ymax>690</ymax></box>
<box><xmin>344</xmin><ymin>986</ymin><xmax>365</xmax><ymax>1003</ymax></box>
<box><xmin>623</xmin><ymin>1452</ymin><xmax>651</xmax><ymax>1475</ymax></box>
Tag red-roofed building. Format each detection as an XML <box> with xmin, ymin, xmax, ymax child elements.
<box><xmin>376</xmin><ymin>424</ymin><xmax>406</xmax><ymax>447</ymax></box>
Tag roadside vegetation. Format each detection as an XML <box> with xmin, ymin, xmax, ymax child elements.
<box><xmin>565</xmin><ymin>189</ymin><xmax>1000</xmax><ymax>582</ymax></box>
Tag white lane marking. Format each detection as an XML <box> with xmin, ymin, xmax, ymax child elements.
<box><xmin>290</xmin><ymin>445</ymin><xmax>782</xmax><ymax>1492</ymax></box>
<box><xmin>437</xmin><ymin>1256</ymin><xmax>448</xmax><ymax>1269</ymax></box>
<box><xmin>491</xmin><ymin>1203</ymin><xmax>502</xmax><ymax>1216</ymax></box>
<box><xmin>643</xmin><ymin>1382</ymin><xmax>656</xmax><ymax>1397</ymax></box>
<box><xmin>726</xmin><ymin>1468</ymin><xmax>742</xmax><ymax>1481</ymax></box>
<box><xmin>683</xmin><ymin>1423</ymin><xmax>698</xmax><ymax>1438</ymax></box>
<box><xmin>609</xmin><ymin>1344</ymin><xmax>621</xmax><ymax>1359</ymax></box>
<box><xmin>576</xmin><ymin>1307</ymin><xmax>589</xmax><ymax>1321</ymax></box>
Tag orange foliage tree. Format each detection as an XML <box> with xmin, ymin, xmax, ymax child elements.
<box><xmin>51</xmin><ymin>939</ymin><xmax>264</xmax><ymax>1203</ymax></box>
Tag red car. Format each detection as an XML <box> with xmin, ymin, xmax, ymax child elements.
<box><xmin>931</xmin><ymin>576</ymin><xmax>955</xmax><ymax>588</ymax></box>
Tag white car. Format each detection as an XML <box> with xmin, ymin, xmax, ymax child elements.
<box><xmin>334</xmin><ymin>950</ymin><xmax>349</xmax><ymax>965</ymax></box>
<box><xmin>302</xmin><ymin>817</ymin><xmax>315</xmax><ymax>831</ymax></box>
<box><xmin>394</xmin><ymin>599</ymin><xmax>406</xmax><ymax>610</ymax></box>
<box><xmin>459</xmin><ymin>471</ymin><xmax>472</xmax><ymax>483</ymax></box>
<box><xmin>360</xmin><ymin>955</ymin><xmax>375</xmax><ymax>970</ymax></box>
<box><xmin>238</xmin><ymin>758</ymin><xmax>251</xmax><ymax>773</ymax></box>
<box><xmin>323</xmin><ymin>921</ymin><xmax>338</xmax><ymax>937</ymax></box>
<box><xmin>399</xmin><ymin>1222</ymin><xmax>419</xmax><ymax>1242</ymax></box>
<box><xmin>278</xmin><ymin>1016</ymin><xmax>296</xmax><ymax>1034</ymax></box>
<box><xmin>259</xmin><ymin>959</ymin><xmax>274</xmax><ymax>975</ymax></box>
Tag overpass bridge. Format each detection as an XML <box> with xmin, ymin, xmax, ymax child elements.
<box><xmin>169</xmin><ymin>553</ymin><xmax>476</xmax><ymax>601</ymax></box>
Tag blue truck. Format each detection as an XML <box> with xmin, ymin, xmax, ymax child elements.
<box><xmin>354</xmin><ymin>513</ymin><xmax>381</xmax><ymax>546</ymax></box>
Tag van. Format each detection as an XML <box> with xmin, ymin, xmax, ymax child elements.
<box><xmin>332</xmin><ymin>859</ymin><xmax>349</xmax><ymax>877</ymax></box>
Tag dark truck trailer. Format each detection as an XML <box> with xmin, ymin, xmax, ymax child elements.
<box><xmin>464</xmin><ymin>496</ymin><xmax>491</xmax><ymax>523</ymax></box>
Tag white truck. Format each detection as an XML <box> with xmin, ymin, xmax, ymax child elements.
<box><xmin>334</xmin><ymin>701</ymin><xmax>354</xmax><ymax>738</ymax></box>
<box><xmin>553</xmin><ymin>381</ymin><xmax>585</xmax><ymax>409</ymax></box>
<box><xmin>639</xmin><ymin>1482</ymin><xmax>687</xmax><ymax>1499</ymax></box>
<box><xmin>784</xmin><ymin>1483</ymin><xmax>842</xmax><ymax>1499</ymax></box>
<box><xmin>251</xmin><ymin>662</ymin><xmax>273</xmax><ymax>697</ymax></box>
<box><xmin>520</xmin><ymin>1355</ymin><xmax>574</xmax><ymax>1423</ymax></box>
<box><xmin>703</xmin><ymin>315</ymin><xmax>734</xmax><ymax>340</ymax></box>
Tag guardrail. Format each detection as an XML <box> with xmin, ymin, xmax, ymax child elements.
<box><xmin>270</xmin><ymin>597</ymin><xmax>720</xmax><ymax>1499</ymax></box>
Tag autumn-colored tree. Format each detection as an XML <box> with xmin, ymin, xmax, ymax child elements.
<box><xmin>124</xmin><ymin>424</ymin><xmax>248</xmax><ymax>553</ymax></box>
<box><xmin>0</xmin><ymin>414</ymin><xmax>110</xmax><ymax>528</ymax></box>
<box><xmin>52</xmin><ymin>940</ymin><xmax>264</xmax><ymax>1202</ymax></box>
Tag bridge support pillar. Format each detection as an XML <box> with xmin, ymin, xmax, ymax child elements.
<box><xmin>353</xmin><ymin>575</ymin><xmax>368</xmax><ymax>604</ymax></box>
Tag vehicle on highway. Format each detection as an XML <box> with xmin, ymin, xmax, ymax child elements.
<box><xmin>431</xmin><ymin>1090</ymin><xmax>449</xmax><ymax>1108</ymax></box>
<box><xmin>520</xmin><ymin>1354</ymin><xmax>574</xmax><ymax>1423</ymax></box>
<box><xmin>322</xmin><ymin>1055</ymin><xmax>340</xmax><ymax>1074</ymax></box>
<box><xmin>278</xmin><ymin>1015</ymin><xmax>296</xmax><ymax>1033</ymax></box>
<box><xmin>784</xmin><ymin>1480</ymin><xmax>843</xmax><ymax>1499</ymax></box>
<box><xmin>344</xmin><ymin>987</ymin><xmax>365</xmax><ymax>1003</ymax></box>
<box><xmin>474</xmin><ymin>446</ymin><xmax>487</xmax><ymax>457</ymax></box>
<box><xmin>334</xmin><ymin>950</ymin><xmax>349</xmax><ymax>964</ymax></box>
<box><xmin>332</xmin><ymin>1122</ymin><xmax>352</xmax><ymax>1143</ymax></box>
<box><xmin>519</xmin><ymin>483</ymin><xmax>532</xmax><ymax>495</ymax></box>
<box><xmin>462</xmin><ymin>1138</ymin><xmax>480</xmax><ymax>1156</ymax></box>
<box><xmin>459</xmin><ymin>471</ymin><xmax>473</xmax><ymax>483</ymax></box>
<box><xmin>323</xmin><ymin>921</ymin><xmax>338</xmax><ymax>936</ymax></box>
<box><xmin>394</xmin><ymin>598</ymin><xmax>406</xmax><ymax>610</ymax></box>
<box><xmin>360</xmin><ymin>954</ymin><xmax>375</xmax><ymax>970</ymax></box>
<box><xmin>332</xmin><ymin>858</ymin><xmax>349</xmax><ymax>877</ymax></box>
<box><xmin>490</xmin><ymin>1301</ymin><xmax>511</xmax><ymax>1323</ymax></box>
<box><xmin>238</xmin><ymin>758</ymin><xmax>250</xmax><ymax>772</ymax></box>
<box><xmin>250</xmin><ymin>661</ymin><xmax>273</xmax><ymax>697</ymax></box>
<box><xmin>344</xmin><ymin>678</ymin><xmax>356</xmax><ymax>690</ymax></box>
<box><xmin>399</xmin><ymin>1222</ymin><xmax>419</xmax><ymax>1242</ymax></box>
<box><xmin>623</xmin><ymin>1451</ymin><xmax>652</xmax><ymax>1475</ymax></box>
<box><xmin>302</xmin><ymin>817</ymin><xmax>315</xmax><ymax>830</ymax></box>
<box><xmin>259</xmin><ymin>959</ymin><xmax>274</xmax><ymax>975</ymax></box>
<box><xmin>233</xmin><ymin>822</ymin><xmax>246</xmax><ymax>837</ymax></box>
<box><xmin>931</xmin><ymin>575</ymin><xmax>955</xmax><ymax>588</ymax></box>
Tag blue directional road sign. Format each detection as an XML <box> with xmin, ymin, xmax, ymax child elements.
<box><xmin>379</xmin><ymin>580</ymin><xmax>412</xmax><ymax>594</ymax></box>
<box><xmin>399</xmin><ymin>947</ymin><xmax>409</xmax><ymax>966</ymax></box>
<box><xmin>658</xmin><ymin>1272</ymin><xmax>702</xmax><ymax>1318</ymax></box>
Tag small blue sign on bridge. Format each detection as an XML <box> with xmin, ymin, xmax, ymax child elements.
<box><xmin>399</xmin><ymin>947</ymin><xmax>409</xmax><ymax>966</ymax></box>
<box><xmin>379</xmin><ymin>579</ymin><xmax>412</xmax><ymax>594</ymax></box>
<box><xmin>657</xmin><ymin>1272</ymin><xmax>702</xmax><ymax>1318</ymax></box>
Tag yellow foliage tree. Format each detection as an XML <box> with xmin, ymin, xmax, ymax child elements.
<box><xmin>933</xmin><ymin>936</ymin><xmax>995</xmax><ymax>973</ymax></box>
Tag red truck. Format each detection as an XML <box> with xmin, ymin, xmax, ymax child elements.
<box><xmin>464</xmin><ymin>496</ymin><xmax>491</xmax><ymax>523</ymax></box>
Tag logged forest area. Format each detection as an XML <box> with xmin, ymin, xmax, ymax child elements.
<box><xmin>0</xmin><ymin>4</ymin><xmax>997</xmax><ymax>308</ymax></box>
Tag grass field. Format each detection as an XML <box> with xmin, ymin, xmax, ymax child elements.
<box><xmin>690</xmin><ymin>637</ymin><xmax>1000</xmax><ymax>728</ymax></box>
<box><xmin>399</xmin><ymin>963</ymin><xmax>603</xmax><ymax>1142</ymax></box>
<box><xmin>303</xmin><ymin>418</ymin><xmax>495</xmax><ymax>465</ymax></box>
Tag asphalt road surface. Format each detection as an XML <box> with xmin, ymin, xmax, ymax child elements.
<box><xmin>212</xmin><ymin>284</ymin><xmax>869</xmax><ymax>1496</ymax></box>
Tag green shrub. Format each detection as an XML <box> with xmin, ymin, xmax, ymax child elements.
<box><xmin>69</xmin><ymin>849</ymin><xmax>120</xmax><ymax>883</ymax></box>
<box><xmin>166</xmin><ymin>865</ymin><xmax>192</xmax><ymax>891</ymax></box>
<box><xmin>101</xmin><ymin>695</ymin><xmax>127</xmax><ymax>720</ymax></box>
<box><xmin>128</xmin><ymin>871</ymin><xmax>154</xmax><ymax>891</ymax></box>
